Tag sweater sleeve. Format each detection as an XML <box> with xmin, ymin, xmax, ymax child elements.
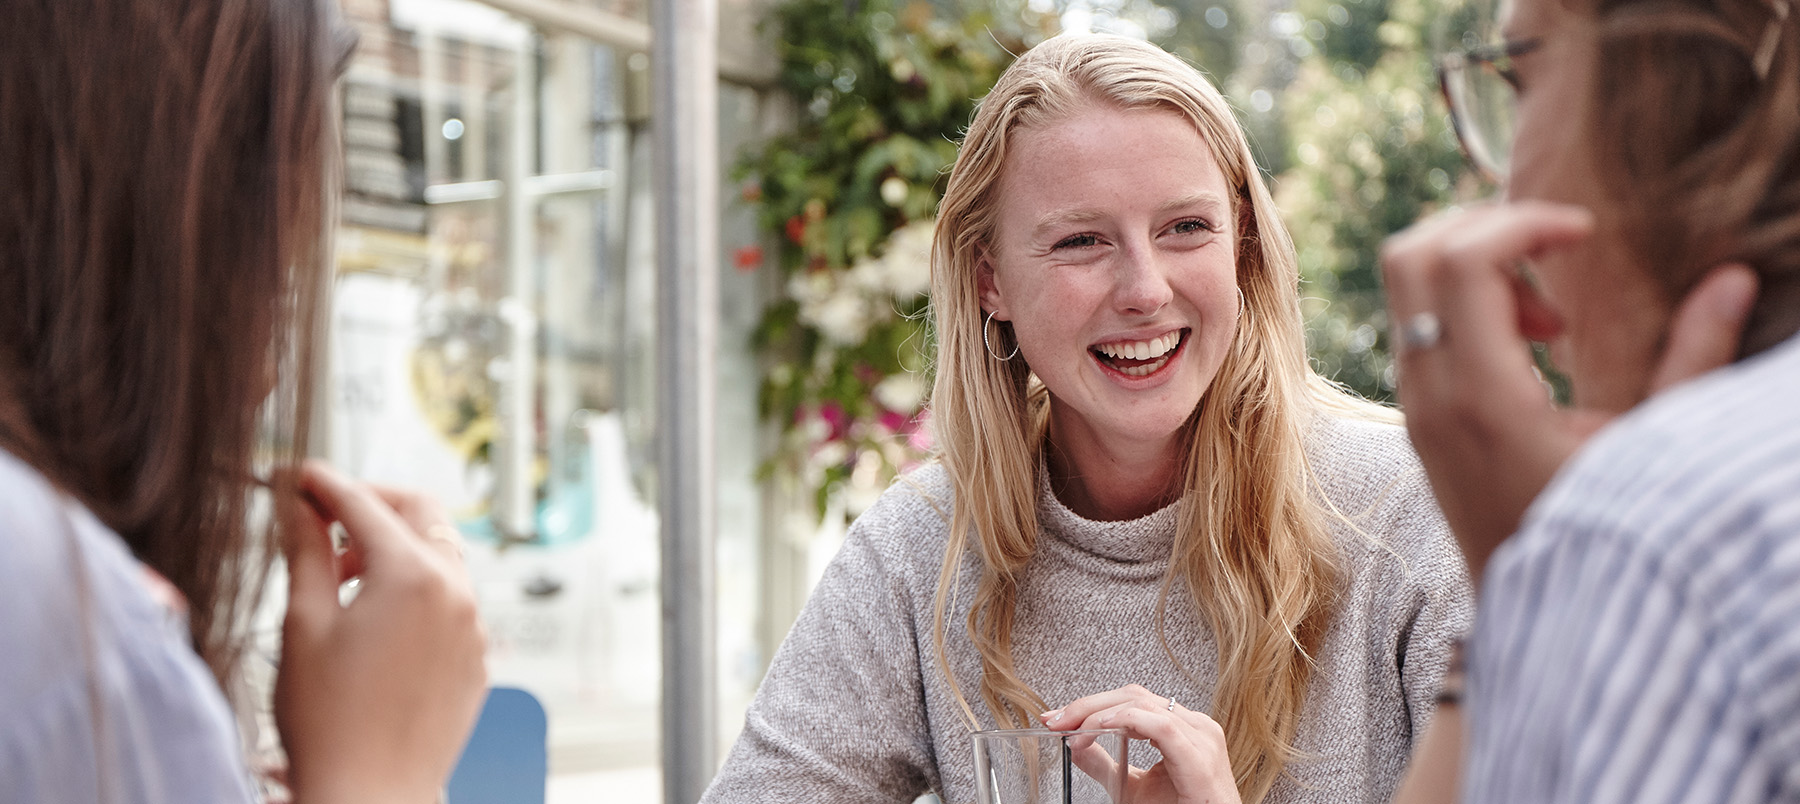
<box><xmin>1385</xmin><ymin>472</ymin><xmax>1475</xmax><ymax>744</ymax></box>
<box><xmin>702</xmin><ymin>504</ymin><xmax>937</xmax><ymax>804</ymax></box>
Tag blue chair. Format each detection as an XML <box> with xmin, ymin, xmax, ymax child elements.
<box><xmin>447</xmin><ymin>687</ymin><xmax>548</xmax><ymax>804</ymax></box>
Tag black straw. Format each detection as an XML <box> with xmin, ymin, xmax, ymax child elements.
<box><xmin>1061</xmin><ymin>734</ymin><xmax>1073</xmax><ymax>804</ymax></box>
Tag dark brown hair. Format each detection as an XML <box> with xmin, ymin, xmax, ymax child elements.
<box><xmin>1579</xmin><ymin>0</ymin><xmax>1800</xmax><ymax>355</ymax></box>
<box><xmin>0</xmin><ymin>0</ymin><xmax>348</xmax><ymax>686</ymax></box>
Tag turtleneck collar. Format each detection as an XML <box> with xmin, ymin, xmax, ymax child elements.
<box><xmin>1035</xmin><ymin>459</ymin><xmax>1180</xmax><ymax>565</ymax></box>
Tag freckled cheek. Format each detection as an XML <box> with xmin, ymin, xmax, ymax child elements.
<box><xmin>1003</xmin><ymin>296</ymin><xmax>1102</xmax><ymax>360</ymax></box>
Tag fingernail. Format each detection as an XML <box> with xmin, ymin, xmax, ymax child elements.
<box><xmin>1040</xmin><ymin>710</ymin><xmax>1061</xmax><ymax>724</ymax></box>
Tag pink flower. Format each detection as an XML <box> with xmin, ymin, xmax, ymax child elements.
<box><xmin>904</xmin><ymin>408</ymin><xmax>934</xmax><ymax>452</ymax></box>
<box><xmin>878</xmin><ymin>410</ymin><xmax>910</xmax><ymax>433</ymax></box>
<box><xmin>819</xmin><ymin>402</ymin><xmax>850</xmax><ymax>440</ymax></box>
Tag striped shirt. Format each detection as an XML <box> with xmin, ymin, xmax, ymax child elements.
<box><xmin>1462</xmin><ymin>332</ymin><xmax>1800</xmax><ymax>804</ymax></box>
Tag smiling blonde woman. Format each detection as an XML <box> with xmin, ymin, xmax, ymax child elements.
<box><xmin>703</xmin><ymin>33</ymin><xmax>1472</xmax><ymax>804</ymax></box>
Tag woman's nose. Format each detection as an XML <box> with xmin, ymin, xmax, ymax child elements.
<box><xmin>1114</xmin><ymin>245</ymin><xmax>1174</xmax><ymax>316</ymax></box>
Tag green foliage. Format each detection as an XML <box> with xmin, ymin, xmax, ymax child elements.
<box><xmin>1276</xmin><ymin>0</ymin><xmax>1484</xmax><ymax>400</ymax></box>
<box><xmin>739</xmin><ymin>0</ymin><xmax>1049</xmax><ymax>517</ymax></box>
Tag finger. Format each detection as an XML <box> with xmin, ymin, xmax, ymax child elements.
<box><xmin>1420</xmin><ymin>205</ymin><xmax>1592</xmax><ymax>362</ymax></box>
<box><xmin>419</xmin><ymin>522</ymin><xmax>470</xmax><ymax>565</ymax></box>
<box><xmin>1380</xmin><ymin>206</ymin><xmax>1482</xmax><ymax>321</ymax></box>
<box><xmin>1080</xmin><ymin>701</ymin><xmax>1142</xmax><ymax>732</ymax></box>
<box><xmin>1389</xmin><ymin>206</ymin><xmax>1591</xmax><ymax>419</ymax></box>
<box><xmin>1068</xmin><ymin>740</ymin><xmax>1127</xmax><ymax>791</ymax></box>
<box><xmin>365</xmin><ymin>482</ymin><xmax>467</xmax><ymax>565</ymax></box>
<box><xmin>365</xmin><ymin>482</ymin><xmax>452</xmax><ymax>537</ymax></box>
<box><xmin>1443</xmin><ymin>201</ymin><xmax>1594</xmax><ymax>266</ymax></box>
<box><xmin>1512</xmin><ymin>271</ymin><xmax>1564</xmax><ymax>343</ymax></box>
<box><xmin>1094</xmin><ymin>707</ymin><xmax>1199</xmax><ymax>759</ymax></box>
<box><xmin>277</xmin><ymin>481</ymin><xmax>340</xmax><ymax>621</ymax></box>
<box><xmin>1042</xmin><ymin>685</ymin><xmax>1166</xmax><ymax>730</ymax></box>
<box><xmin>1648</xmin><ymin>263</ymin><xmax>1758</xmax><ymax>393</ymax></box>
<box><xmin>299</xmin><ymin>461</ymin><xmax>421</xmax><ymax>570</ymax></box>
<box><xmin>337</xmin><ymin>538</ymin><xmax>366</xmax><ymax>583</ymax></box>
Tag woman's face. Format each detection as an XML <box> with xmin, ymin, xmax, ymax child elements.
<box><xmin>979</xmin><ymin>105</ymin><xmax>1241</xmax><ymax>462</ymax></box>
<box><xmin>1504</xmin><ymin>0</ymin><xmax>1672</xmax><ymax>410</ymax></box>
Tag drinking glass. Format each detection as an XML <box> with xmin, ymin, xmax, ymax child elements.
<box><xmin>971</xmin><ymin>728</ymin><xmax>1129</xmax><ymax>804</ymax></box>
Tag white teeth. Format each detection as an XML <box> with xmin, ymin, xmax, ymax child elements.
<box><xmin>1117</xmin><ymin>355</ymin><xmax>1171</xmax><ymax>376</ymax></box>
<box><xmin>1095</xmin><ymin>331</ymin><xmax>1181</xmax><ymax>361</ymax></box>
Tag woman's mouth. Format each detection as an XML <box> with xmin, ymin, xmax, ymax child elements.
<box><xmin>1090</xmin><ymin>329</ymin><xmax>1188</xmax><ymax>377</ymax></box>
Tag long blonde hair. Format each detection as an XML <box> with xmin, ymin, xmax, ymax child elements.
<box><xmin>928</xmin><ymin>33</ymin><xmax>1390</xmax><ymax>802</ymax></box>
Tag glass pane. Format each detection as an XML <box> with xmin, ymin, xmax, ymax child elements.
<box><xmin>329</xmin><ymin>2</ymin><xmax>664</xmax><ymax>798</ymax></box>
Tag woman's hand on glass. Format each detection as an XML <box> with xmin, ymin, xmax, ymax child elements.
<box><xmin>274</xmin><ymin>460</ymin><xmax>489</xmax><ymax>804</ymax></box>
<box><xmin>1042</xmin><ymin>685</ymin><xmax>1241</xmax><ymax>804</ymax></box>
<box><xmin>1380</xmin><ymin>201</ymin><xmax>1757</xmax><ymax>583</ymax></box>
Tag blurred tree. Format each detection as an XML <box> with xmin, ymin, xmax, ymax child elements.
<box><xmin>738</xmin><ymin>0</ymin><xmax>1051</xmax><ymax>516</ymax></box>
<box><xmin>1274</xmin><ymin>0</ymin><xmax>1483</xmax><ymax>400</ymax></box>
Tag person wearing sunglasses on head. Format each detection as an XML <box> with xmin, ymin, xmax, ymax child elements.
<box><xmin>0</xmin><ymin>1</ymin><xmax>488</xmax><ymax>801</ymax></box>
<box><xmin>1381</xmin><ymin>0</ymin><xmax>1799</xmax><ymax>801</ymax></box>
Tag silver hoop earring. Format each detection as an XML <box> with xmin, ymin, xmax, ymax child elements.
<box><xmin>983</xmin><ymin>309</ymin><xmax>1019</xmax><ymax>361</ymax></box>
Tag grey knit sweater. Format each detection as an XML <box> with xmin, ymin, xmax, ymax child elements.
<box><xmin>704</xmin><ymin>415</ymin><xmax>1473</xmax><ymax>804</ymax></box>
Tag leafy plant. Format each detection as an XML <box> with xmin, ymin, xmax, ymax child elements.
<box><xmin>738</xmin><ymin>0</ymin><xmax>1050</xmax><ymax>517</ymax></box>
<box><xmin>742</xmin><ymin>0</ymin><xmax>1482</xmax><ymax>516</ymax></box>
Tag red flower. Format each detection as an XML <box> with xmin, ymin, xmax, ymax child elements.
<box><xmin>785</xmin><ymin>215</ymin><xmax>807</xmax><ymax>244</ymax></box>
<box><xmin>733</xmin><ymin>245</ymin><xmax>764</xmax><ymax>272</ymax></box>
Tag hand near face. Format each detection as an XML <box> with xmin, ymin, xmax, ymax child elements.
<box><xmin>1379</xmin><ymin>201</ymin><xmax>1758</xmax><ymax>582</ymax></box>
<box><xmin>274</xmin><ymin>461</ymin><xmax>489</xmax><ymax>804</ymax></box>
<box><xmin>1041</xmin><ymin>685</ymin><xmax>1242</xmax><ymax>804</ymax></box>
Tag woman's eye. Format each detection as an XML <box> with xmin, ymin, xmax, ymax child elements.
<box><xmin>1171</xmin><ymin>219</ymin><xmax>1214</xmax><ymax>235</ymax></box>
<box><xmin>1054</xmin><ymin>233</ymin><xmax>1100</xmax><ymax>249</ymax></box>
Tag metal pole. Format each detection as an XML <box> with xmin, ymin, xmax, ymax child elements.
<box><xmin>653</xmin><ymin>0</ymin><xmax>718</xmax><ymax>798</ymax></box>
<box><xmin>497</xmin><ymin>38</ymin><xmax>539</xmax><ymax>541</ymax></box>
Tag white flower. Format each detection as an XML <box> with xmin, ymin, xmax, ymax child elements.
<box><xmin>786</xmin><ymin>271</ymin><xmax>834</xmax><ymax>306</ymax></box>
<box><xmin>846</xmin><ymin>254</ymin><xmax>890</xmax><ymax>296</ymax></box>
<box><xmin>873</xmin><ymin>372</ymin><xmax>928</xmax><ymax>413</ymax></box>
<box><xmin>801</xmin><ymin>292</ymin><xmax>873</xmax><ymax>345</ymax></box>
<box><xmin>799</xmin><ymin>415</ymin><xmax>832</xmax><ymax>444</ymax></box>
<box><xmin>880</xmin><ymin>176</ymin><xmax>909</xmax><ymax>207</ymax></box>
<box><xmin>811</xmin><ymin>440</ymin><xmax>850</xmax><ymax>471</ymax></box>
<box><xmin>879</xmin><ymin>220</ymin><xmax>935</xmax><ymax>299</ymax></box>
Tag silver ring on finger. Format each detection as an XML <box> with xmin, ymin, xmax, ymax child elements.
<box><xmin>1166</xmin><ymin>696</ymin><xmax>1177</xmax><ymax>712</ymax></box>
<box><xmin>1395</xmin><ymin>311</ymin><xmax>1443</xmax><ymax>351</ymax></box>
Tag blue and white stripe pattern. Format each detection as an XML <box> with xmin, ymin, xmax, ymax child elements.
<box><xmin>1461</xmin><ymin>333</ymin><xmax>1800</xmax><ymax>804</ymax></box>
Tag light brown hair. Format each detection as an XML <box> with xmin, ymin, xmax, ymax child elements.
<box><xmin>928</xmin><ymin>33</ymin><xmax>1395</xmax><ymax>802</ymax></box>
<box><xmin>0</xmin><ymin>0</ymin><xmax>349</xmax><ymax>687</ymax></box>
<box><xmin>1576</xmin><ymin>0</ymin><xmax>1800</xmax><ymax>355</ymax></box>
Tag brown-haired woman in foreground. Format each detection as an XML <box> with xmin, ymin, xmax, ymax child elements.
<box><xmin>0</xmin><ymin>0</ymin><xmax>487</xmax><ymax>801</ymax></box>
<box><xmin>705</xmin><ymin>33</ymin><xmax>1472</xmax><ymax>804</ymax></box>
<box><xmin>1382</xmin><ymin>0</ymin><xmax>1799</xmax><ymax>799</ymax></box>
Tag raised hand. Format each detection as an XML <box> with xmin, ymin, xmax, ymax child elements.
<box><xmin>1379</xmin><ymin>201</ymin><xmax>1756</xmax><ymax>582</ymax></box>
<box><xmin>274</xmin><ymin>461</ymin><xmax>489</xmax><ymax>804</ymax></box>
